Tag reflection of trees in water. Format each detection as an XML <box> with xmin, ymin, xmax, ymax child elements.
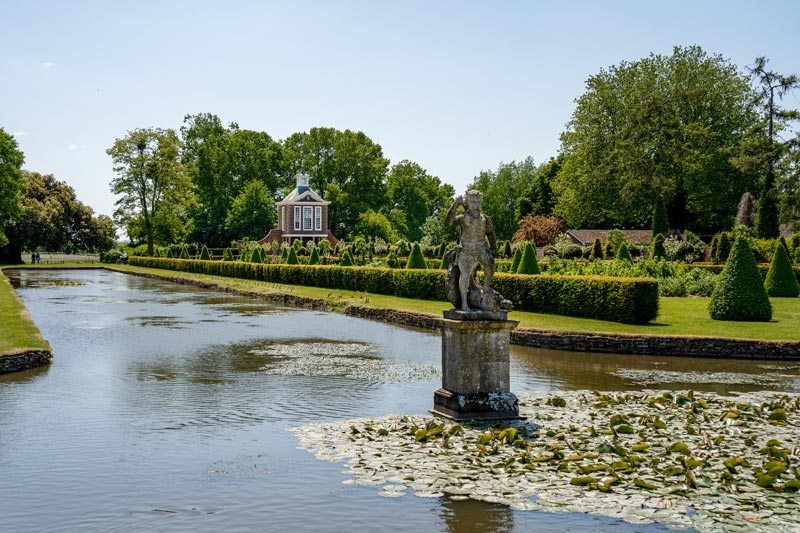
<box><xmin>0</xmin><ymin>364</ymin><xmax>50</xmax><ymax>385</ymax></box>
<box><xmin>510</xmin><ymin>345</ymin><xmax>800</xmax><ymax>394</ymax></box>
<box><xmin>439</xmin><ymin>497</ymin><xmax>514</xmax><ymax>533</ymax></box>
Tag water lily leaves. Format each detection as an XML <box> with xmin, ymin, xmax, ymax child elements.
<box><xmin>667</xmin><ymin>442</ymin><xmax>692</xmax><ymax>455</ymax></box>
<box><xmin>616</xmin><ymin>424</ymin><xmax>635</xmax><ymax>435</ymax></box>
<box><xmin>546</xmin><ymin>397</ymin><xmax>567</xmax><ymax>407</ymax></box>
<box><xmin>634</xmin><ymin>478</ymin><xmax>658</xmax><ymax>490</ymax></box>
<box><xmin>570</xmin><ymin>475</ymin><xmax>598</xmax><ymax>486</ymax></box>
<box><xmin>768</xmin><ymin>409</ymin><xmax>787</xmax><ymax>425</ymax></box>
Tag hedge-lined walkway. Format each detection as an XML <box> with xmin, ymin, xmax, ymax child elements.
<box><xmin>96</xmin><ymin>264</ymin><xmax>800</xmax><ymax>342</ymax></box>
<box><xmin>0</xmin><ymin>270</ymin><xmax>50</xmax><ymax>357</ymax></box>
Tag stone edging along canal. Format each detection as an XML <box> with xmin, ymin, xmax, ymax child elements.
<box><xmin>6</xmin><ymin>266</ymin><xmax>800</xmax><ymax>363</ymax></box>
<box><xmin>0</xmin><ymin>350</ymin><xmax>52</xmax><ymax>374</ymax></box>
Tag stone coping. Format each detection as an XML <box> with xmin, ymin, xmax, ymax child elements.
<box><xmin>0</xmin><ymin>350</ymin><xmax>52</xmax><ymax>375</ymax></box>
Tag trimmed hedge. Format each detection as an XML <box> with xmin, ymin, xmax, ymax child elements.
<box><xmin>709</xmin><ymin>237</ymin><xmax>772</xmax><ymax>322</ymax></box>
<box><xmin>764</xmin><ymin>241</ymin><xmax>799</xmax><ymax>297</ymax></box>
<box><xmin>128</xmin><ymin>256</ymin><xmax>660</xmax><ymax>324</ymax></box>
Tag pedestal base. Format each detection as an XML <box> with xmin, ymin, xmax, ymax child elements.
<box><xmin>430</xmin><ymin>388</ymin><xmax>524</xmax><ymax>421</ymax></box>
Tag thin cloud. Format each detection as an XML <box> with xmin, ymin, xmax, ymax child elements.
<box><xmin>41</xmin><ymin>61</ymin><xmax>54</xmax><ymax>68</ymax></box>
<box><xmin>68</xmin><ymin>144</ymin><xmax>86</xmax><ymax>151</ymax></box>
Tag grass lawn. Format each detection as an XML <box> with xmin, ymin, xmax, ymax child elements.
<box><xmin>0</xmin><ymin>270</ymin><xmax>50</xmax><ymax>356</ymax></box>
<box><xmin>5</xmin><ymin>263</ymin><xmax>800</xmax><ymax>343</ymax></box>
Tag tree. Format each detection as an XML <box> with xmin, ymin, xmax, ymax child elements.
<box><xmin>405</xmin><ymin>242</ymin><xmax>427</xmax><ymax>269</ymax></box>
<box><xmin>652</xmin><ymin>195</ymin><xmax>669</xmax><ymax>236</ymax></box>
<box><xmin>749</xmin><ymin>57</ymin><xmax>799</xmax><ymax>238</ymax></box>
<box><xmin>590</xmin><ymin>238</ymin><xmax>603</xmax><ymax>260</ymax></box>
<box><xmin>616</xmin><ymin>243</ymin><xmax>632</xmax><ymax>262</ymax></box>
<box><xmin>516</xmin><ymin>243</ymin><xmax>540</xmax><ymax>274</ymax></box>
<box><xmin>471</xmin><ymin>158</ymin><xmax>535</xmax><ymax>241</ymax></box>
<box><xmin>554</xmin><ymin>46</ymin><xmax>761</xmax><ymax>232</ymax></box>
<box><xmin>225</xmin><ymin>180</ymin><xmax>276</xmax><ymax>241</ymax></box>
<box><xmin>387</xmin><ymin>160</ymin><xmax>453</xmax><ymax>241</ymax></box>
<box><xmin>353</xmin><ymin>210</ymin><xmax>397</xmax><ymax>242</ymax></box>
<box><xmin>764</xmin><ymin>241</ymin><xmax>799</xmax><ymax>297</ymax></box>
<box><xmin>0</xmin><ymin>128</ymin><xmax>25</xmax><ymax>259</ymax></box>
<box><xmin>650</xmin><ymin>234</ymin><xmax>666</xmax><ymax>260</ymax></box>
<box><xmin>2</xmin><ymin>172</ymin><xmax>116</xmax><ymax>262</ymax></box>
<box><xmin>512</xmin><ymin>215</ymin><xmax>567</xmax><ymax>246</ymax></box>
<box><xmin>709</xmin><ymin>237</ymin><xmax>772</xmax><ymax>321</ymax></box>
<box><xmin>517</xmin><ymin>155</ymin><xmax>560</xmax><ymax>220</ymax></box>
<box><xmin>108</xmin><ymin>128</ymin><xmax>185</xmax><ymax>256</ymax></box>
<box><xmin>282</xmin><ymin>127</ymin><xmax>389</xmax><ymax>237</ymax></box>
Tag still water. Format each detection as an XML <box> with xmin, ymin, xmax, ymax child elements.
<box><xmin>2</xmin><ymin>269</ymin><xmax>798</xmax><ymax>532</ymax></box>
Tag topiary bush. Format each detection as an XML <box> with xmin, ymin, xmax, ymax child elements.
<box><xmin>386</xmin><ymin>251</ymin><xmax>399</xmax><ymax>269</ymax></box>
<box><xmin>650</xmin><ymin>234</ymin><xmax>666</xmax><ymax>260</ymax></box>
<box><xmin>179</xmin><ymin>246</ymin><xmax>190</xmax><ymax>259</ymax></box>
<box><xmin>128</xmin><ymin>256</ymin><xmax>659</xmax><ymax>324</ymax></box>
<box><xmin>616</xmin><ymin>243</ymin><xmax>632</xmax><ymax>262</ymax></box>
<box><xmin>308</xmin><ymin>247</ymin><xmax>321</xmax><ymax>265</ymax></box>
<box><xmin>199</xmin><ymin>245</ymin><xmax>212</xmax><ymax>261</ymax></box>
<box><xmin>439</xmin><ymin>247</ymin><xmax>449</xmax><ymax>269</ymax></box>
<box><xmin>709</xmin><ymin>237</ymin><xmax>772</xmax><ymax>321</ymax></box>
<box><xmin>406</xmin><ymin>242</ymin><xmax>427</xmax><ymax>269</ymax></box>
<box><xmin>503</xmin><ymin>241</ymin><xmax>512</xmax><ymax>258</ymax></box>
<box><xmin>590</xmin><ymin>238</ymin><xmax>603</xmax><ymax>260</ymax></box>
<box><xmin>510</xmin><ymin>247</ymin><xmax>522</xmax><ymax>273</ymax></box>
<box><xmin>339</xmin><ymin>250</ymin><xmax>354</xmax><ymax>267</ymax></box>
<box><xmin>516</xmin><ymin>243</ymin><xmax>540</xmax><ymax>275</ymax></box>
<box><xmin>286</xmin><ymin>247</ymin><xmax>299</xmax><ymax>265</ymax></box>
<box><xmin>764</xmin><ymin>240</ymin><xmax>799</xmax><ymax>297</ymax></box>
<box><xmin>222</xmin><ymin>248</ymin><xmax>234</xmax><ymax>261</ymax></box>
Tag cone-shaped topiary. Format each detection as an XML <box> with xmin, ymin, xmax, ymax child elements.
<box><xmin>503</xmin><ymin>241</ymin><xmax>512</xmax><ymax>258</ymax></box>
<box><xmin>281</xmin><ymin>246</ymin><xmax>289</xmax><ymax>262</ymax></box>
<box><xmin>795</xmin><ymin>247</ymin><xmax>800</xmax><ymax>264</ymax></box>
<box><xmin>339</xmin><ymin>250</ymin><xmax>354</xmax><ymax>266</ymax></box>
<box><xmin>308</xmin><ymin>247</ymin><xmax>320</xmax><ymax>265</ymax></box>
<box><xmin>510</xmin><ymin>247</ymin><xmax>522</xmax><ymax>273</ymax></box>
<box><xmin>516</xmin><ymin>243</ymin><xmax>540</xmax><ymax>275</ymax></box>
<box><xmin>166</xmin><ymin>247</ymin><xmax>174</xmax><ymax>259</ymax></box>
<box><xmin>652</xmin><ymin>195</ymin><xmax>669</xmax><ymax>237</ymax></box>
<box><xmin>199</xmin><ymin>245</ymin><xmax>212</xmax><ymax>261</ymax></box>
<box><xmin>286</xmin><ymin>247</ymin><xmax>299</xmax><ymax>265</ymax></box>
<box><xmin>439</xmin><ymin>247</ymin><xmax>449</xmax><ymax>269</ymax></box>
<box><xmin>650</xmin><ymin>234</ymin><xmax>666</xmax><ymax>260</ymax></box>
<box><xmin>709</xmin><ymin>237</ymin><xmax>772</xmax><ymax>321</ymax></box>
<box><xmin>178</xmin><ymin>246</ymin><xmax>188</xmax><ymax>259</ymax></box>
<box><xmin>250</xmin><ymin>247</ymin><xmax>263</xmax><ymax>263</ymax></box>
<box><xmin>222</xmin><ymin>248</ymin><xmax>234</xmax><ymax>261</ymax></box>
<box><xmin>616</xmin><ymin>243</ymin><xmax>632</xmax><ymax>262</ymax></box>
<box><xmin>405</xmin><ymin>242</ymin><xmax>427</xmax><ymax>269</ymax></box>
<box><xmin>590</xmin><ymin>238</ymin><xmax>603</xmax><ymax>260</ymax></box>
<box><xmin>764</xmin><ymin>240</ymin><xmax>799</xmax><ymax>297</ymax></box>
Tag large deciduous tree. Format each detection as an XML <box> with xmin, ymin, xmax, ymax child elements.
<box><xmin>516</xmin><ymin>155</ymin><xmax>559</xmax><ymax>220</ymax></box>
<box><xmin>554</xmin><ymin>46</ymin><xmax>761</xmax><ymax>232</ymax></box>
<box><xmin>224</xmin><ymin>180</ymin><xmax>276</xmax><ymax>241</ymax></box>
<box><xmin>387</xmin><ymin>160</ymin><xmax>453</xmax><ymax>241</ymax></box>
<box><xmin>2</xmin><ymin>172</ymin><xmax>116</xmax><ymax>262</ymax></box>
<box><xmin>282</xmin><ymin>127</ymin><xmax>390</xmax><ymax>238</ymax></box>
<box><xmin>0</xmin><ymin>128</ymin><xmax>25</xmax><ymax>255</ymax></box>
<box><xmin>470</xmin><ymin>158</ymin><xmax>535</xmax><ymax>241</ymax></box>
<box><xmin>108</xmin><ymin>128</ymin><xmax>185</xmax><ymax>256</ymax></box>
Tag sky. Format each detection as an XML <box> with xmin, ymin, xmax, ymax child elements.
<box><xmin>2</xmin><ymin>0</ymin><xmax>799</xmax><ymax>218</ymax></box>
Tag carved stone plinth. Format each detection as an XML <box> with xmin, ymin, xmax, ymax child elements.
<box><xmin>430</xmin><ymin>314</ymin><xmax>523</xmax><ymax>421</ymax></box>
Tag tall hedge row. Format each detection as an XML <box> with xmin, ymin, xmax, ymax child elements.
<box><xmin>128</xmin><ymin>256</ymin><xmax>659</xmax><ymax>324</ymax></box>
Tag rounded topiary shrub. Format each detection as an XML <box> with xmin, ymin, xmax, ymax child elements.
<box><xmin>308</xmin><ymin>247</ymin><xmax>320</xmax><ymax>265</ymax></box>
<box><xmin>510</xmin><ymin>247</ymin><xmax>522</xmax><ymax>273</ymax></box>
<box><xmin>764</xmin><ymin>240</ymin><xmax>799</xmax><ymax>297</ymax></box>
<box><xmin>709</xmin><ymin>237</ymin><xmax>772</xmax><ymax>321</ymax></box>
<box><xmin>406</xmin><ymin>242</ymin><xmax>427</xmax><ymax>269</ymax></box>
<box><xmin>616</xmin><ymin>243</ymin><xmax>632</xmax><ymax>262</ymax></box>
<box><xmin>516</xmin><ymin>243</ymin><xmax>540</xmax><ymax>275</ymax></box>
<box><xmin>286</xmin><ymin>247</ymin><xmax>299</xmax><ymax>265</ymax></box>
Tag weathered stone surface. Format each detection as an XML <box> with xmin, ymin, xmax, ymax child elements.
<box><xmin>0</xmin><ymin>350</ymin><xmax>52</xmax><ymax>374</ymax></box>
<box><xmin>443</xmin><ymin>308</ymin><xmax>507</xmax><ymax>322</ymax></box>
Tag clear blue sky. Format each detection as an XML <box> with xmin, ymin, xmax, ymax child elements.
<box><xmin>2</xmin><ymin>0</ymin><xmax>798</xmax><ymax>218</ymax></box>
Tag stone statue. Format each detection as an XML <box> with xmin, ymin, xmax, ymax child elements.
<box><xmin>444</xmin><ymin>190</ymin><xmax>512</xmax><ymax>314</ymax></box>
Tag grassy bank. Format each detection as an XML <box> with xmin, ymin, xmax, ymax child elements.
<box><xmin>0</xmin><ymin>270</ymin><xmax>50</xmax><ymax>356</ymax></box>
<box><xmin>6</xmin><ymin>263</ymin><xmax>800</xmax><ymax>342</ymax></box>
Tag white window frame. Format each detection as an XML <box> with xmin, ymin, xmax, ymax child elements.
<box><xmin>303</xmin><ymin>206</ymin><xmax>313</xmax><ymax>231</ymax></box>
<box><xmin>294</xmin><ymin>206</ymin><xmax>301</xmax><ymax>231</ymax></box>
<box><xmin>314</xmin><ymin>206</ymin><xmax>322</xmax><ymax>231</ymax></box>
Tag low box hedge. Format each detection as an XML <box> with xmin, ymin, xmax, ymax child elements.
<box><xmin>128</xmin><ymin>256</ymin><xmax>659</xmax><ymax>324</ymax></box>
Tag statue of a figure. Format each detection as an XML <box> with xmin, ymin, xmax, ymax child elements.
<box><xmin>444</xmin><ymin>190</ymin><xmax>512</xmax><ymax>313</ymax></box>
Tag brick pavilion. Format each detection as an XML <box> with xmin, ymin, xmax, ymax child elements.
<box><xmin>259</xmin><ymin>172</ymin><xmax>337</xmax><ymax>245</ymax></box>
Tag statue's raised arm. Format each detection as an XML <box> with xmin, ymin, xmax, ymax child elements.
<box><xmin>445</xmin><ymin>195</ymin><xmax>464</xmax><ymax>228</ymax></box>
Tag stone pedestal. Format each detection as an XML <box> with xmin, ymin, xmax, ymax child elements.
<box><xmin>431</xmin><ymin>311</ymin><xmax>523</xmax><ymax>421</ymax></box>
